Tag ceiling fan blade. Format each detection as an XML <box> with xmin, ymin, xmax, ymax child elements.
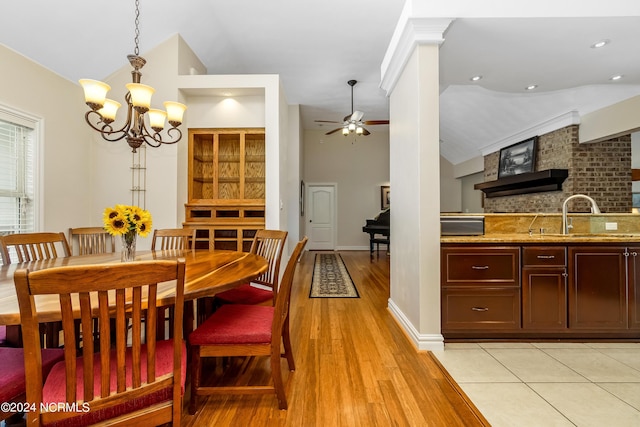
<box><xmin>363</xmin><ymin>120</ymin><xmax>389</xmax><ymax>125</ymax></box>
<box><xmin>325</xmin><ymin>127</ymin><xmax>343</xmax><ymax>135</ymax></box>
<box><xmin>351</xmin><ymin>111</ymin><xmax>365</xmax><ymax>122</ymax></box>
<box><xmin>362</xmin><ymin>127</ymin><xmax>371</xmax><ymax>136</ymax></box>
<box><xmin>315</xmin><ymin>120</ymin><xmax>342</xmax><ymax>124</ymax></box>
<box><xmin>343</xmin><ymin>114</ymin><xmax>352</xmax><ymax>122</ymax></box>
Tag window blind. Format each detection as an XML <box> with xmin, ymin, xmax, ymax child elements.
<box><xmin>0</xmin><ymin>119</ymin><xmax>35</xmax><ymax>237</ymax></box>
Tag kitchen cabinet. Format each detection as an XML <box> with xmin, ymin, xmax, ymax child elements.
<box><xmin>442</xmin><ymin>242</ymin><xmax>640</xmax><ymax>340</ymax></box>
<box><xmin>522</xmin><ymin>246</ymin><xmax>567</xmax><ymax>330</ymax></box>
<box><xmin>441</xmin><ymin>246</ymin><xmax>520</xmax><ymax>331</ymax></box>
<box><xmin>183</xmin><ymin>128</ymin><xmax>265</xmax><ymax>251</ymax></box>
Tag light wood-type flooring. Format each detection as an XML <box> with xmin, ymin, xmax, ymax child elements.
<box><xmin>181</xmin><ymin>250</ymin><xmax>488</xmax><ymax>426</ymax></box>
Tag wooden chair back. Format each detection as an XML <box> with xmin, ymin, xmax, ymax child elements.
<box><xmin>250</xmin><ymin>229</ymin><xmax>288</xmax><ymax>292</ymax></box>
<box><xmin>68</xmin><ymin>227</ymin><xmax>115</xmax><ymax>255</ymax></box>
<box><xmin>272</xmin><ymin>236</ymin><xmax>307</xmax><ymax>344</ymax></box>
<box><xmin>151</xmin><ymin>228</ymin><xmax>195</xmax><ymax>251</ymax></box>
<box><xmin>0</xmin><ymin>232</ymin><xmax>70</xmax><ymax>265</ymax></box>
<box><xmin>14</xmin><ymin>259</ymin><xmax>186</xmax><ymax>427</ymax></box>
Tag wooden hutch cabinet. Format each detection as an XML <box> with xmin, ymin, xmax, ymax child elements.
<box><xmin>183</xmin><ymin>128</ymin><xmax>265</xmax><ymax>251</ymax></box>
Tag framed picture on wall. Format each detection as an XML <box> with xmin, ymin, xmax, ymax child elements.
<box><xmin>498</xmin><ymin>136</ymin><xmax>538</xmax><ymax>179</ymax></box>
<box><xmin>381</xmin><ymin>185</ymin><xmax>390</xmax><ymax>210</ymax></box>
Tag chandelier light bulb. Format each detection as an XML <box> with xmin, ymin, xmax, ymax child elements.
<box><xmin>348</xmin><ymin>122</ymin><xmax>356</xmax><ymax>132</ymax></box>
<box><xmin>356</xmin><ymin>126</ymin><xmax>363</xmax><ymax>135</ymax></box>
<box><xmin>125</xmin><ymin>83</ymin><xmax>154</xmax><ymax>113</ymax></box>
<box><xmin>147</xmin><ymin>109</ymin><xmax>167</xmax><ymax>132</ymax></box>
<box><xmin>97</xmin><ymin>99</ymin><xmax>121</xmax><ymax>124</ymax></box>
<box><xmin>164</xmin><ymin>101</ymin><xmax>187</xmax><ymax>127</ymax></box>
<box><xmin>342</xmin><ymin>127</ymin><xmax>349</xmax><ymax>135</ymax></box>
<box><xmin>79</xmin><ymin>79</ymin><xmax>111</xmax><ymax>111</ymax></box>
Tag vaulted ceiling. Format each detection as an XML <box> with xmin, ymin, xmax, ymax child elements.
<box><xmin>1</xmin><ymin>2</ymin><xmax>639</xmax><ymax>165</ymax></box>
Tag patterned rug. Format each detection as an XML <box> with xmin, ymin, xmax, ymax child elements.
<box><xmin>309</xmin><ymin>253</ymin><xmax>359</xmax><ymax>298</ymax></box>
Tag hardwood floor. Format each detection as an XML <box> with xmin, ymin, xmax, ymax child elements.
<box><xmin>181</xmin><ymin>250</ymin><xmax>489</xmax><ymax>426</ymax></box>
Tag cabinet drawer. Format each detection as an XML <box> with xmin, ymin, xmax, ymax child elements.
<box><xmin>441</xmin><ymin>247</ymin><xmax>520</xmax><ymax>286</ymax></box>
<box><xmin>442</xmin><ymin>288</ymin><xmax>521</xmax><ymax>330</ymax></box>
<box><xmin>523</xmin><ymin>246</ymin><xmax>566</xmax><ymax>267</ymax></box>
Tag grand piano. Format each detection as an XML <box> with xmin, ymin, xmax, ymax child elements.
<box><xmin>362</xmin><ymin>208</ymin><xmax>390</xmax><ymax>256</ymax></box>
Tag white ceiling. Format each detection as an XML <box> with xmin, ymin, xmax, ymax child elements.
<box><xmin>1</xmin><ymin>2</ymin><xmax>639</xmax><ymax>165</ymax></box>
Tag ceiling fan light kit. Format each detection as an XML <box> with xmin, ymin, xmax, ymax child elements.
<box><xmin>315</xmin><ymin>79</ymin><xmax>389</xmax><ymax>138</ymax></box>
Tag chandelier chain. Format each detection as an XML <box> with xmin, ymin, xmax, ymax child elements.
<box><xmin>134</xmin><ymin>0</ymin><xmax>140</xmax><ymax>56</ymax></box>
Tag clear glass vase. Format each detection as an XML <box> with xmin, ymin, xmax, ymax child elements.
<box><xmin>121</xmin><ymin>231</ymin><xmax>137</xmax><ymax>262</ymax></box>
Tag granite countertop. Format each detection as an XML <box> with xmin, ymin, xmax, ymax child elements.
<box><xmin>441</xmin><ymin>233</ymin><xmax>640</xmax><ymax>244</ymax></box>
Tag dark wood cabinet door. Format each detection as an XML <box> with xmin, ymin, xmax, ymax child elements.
<box><xmin>522</xmin><ymin>267</ymin><xmax>567</xmax><ymax>329</ymax></box>
<box><xmin>568</xmin><ymin>246</ymin><xmax>627</xmax><ymax>330</ymax></box>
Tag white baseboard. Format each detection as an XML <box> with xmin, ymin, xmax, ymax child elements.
<box><xmin>387</xmin><ymin>298</ymin><xmax>444</xmax><ymax>351</ymax></box>
<box><xmin>335</xmin><ymin>246</ymin><xmax>370</xmax><ymax>251</ymax></box>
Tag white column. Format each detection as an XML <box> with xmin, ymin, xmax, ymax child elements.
<box><xmin>381</xmin><ymin>15</ymin><xmax>452</xmax><ymax>350</ymax></box>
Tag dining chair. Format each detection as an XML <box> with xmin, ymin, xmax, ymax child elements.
<box><xmin>151</xmin><ymin>228</ymin><xmax>197</xmax><ymax>340</ymax></box>
<box><xmin>14</xmin><ymin>259</ymin><xmax>187</xmax><ymax>427</ymax></box>
<box><xmin>151</xmin><ymin>228</ymin><xmax>196</xmax><ymax>251</ymax></box>
<box><xmin>68</xmin><ymin>227</ymin><xmax>115</xmax><ymax>255</ymax></box>
<box><xmin>204</xmin><ymin>230</ymin><xmax>288</xmax><ymax>321</ymax></box>
<box><xmin>0</xmin><ymin>232</ymin><xmax>70</xmax><ymax>264</ymax></box>
<box><xmin>188</xmin><ymin>236</ymin><xmax>307</xmax><ymax>413</ymax></box>
<box><xmin>0</xmin><ymin>347</ymin><xmax>64</xmax><ymax>423</ymax></box>
<box><xmin>0</xmin><ymin>232</ymin><xmax>71</xmax><ymax>348</ymax></box>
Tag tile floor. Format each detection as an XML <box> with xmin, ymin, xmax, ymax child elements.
<box><xmin>431</xmin><ymin>342</ymin><xmax>640</xmax><ymax>427</ymax></box>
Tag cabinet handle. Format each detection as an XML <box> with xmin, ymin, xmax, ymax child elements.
<box><xmin>471</xmin><ymin>265</ymin><xmax>489</xmax><ymax>270</ymax></box>
<box><xmin>471</xmin><ymin>307</ymin><xmax>489</xmax><ymax>312</ymax></box>
<box><xmin>537</xmin><ymin>255</ymin><xmax>555</xmax><ymax>259</ymax></box>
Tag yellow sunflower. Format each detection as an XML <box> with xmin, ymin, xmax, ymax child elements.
<box><xmin>137</xmin><ymin>217</ymin><xmax>153</xmax><ymax>237</ymax></box>
<box><xmin>104</xmin><ymin>212</ymin><xmax>129</xmax><ymax>236</ymax></box>
<box><xmin>103</xmin><ymin>204</ymin><xmax>153</xmax><ymax>237</ymax></box>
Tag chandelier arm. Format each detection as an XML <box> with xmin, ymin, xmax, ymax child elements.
<box><xmin>139</xmin><ymin>122</ymin><xmax>182</xmax><ymax>147</ymax></box>
<box><xmin>84</xmin><ymin>111</ymin><xmax>129</xmax><ymax>142</ymax></box>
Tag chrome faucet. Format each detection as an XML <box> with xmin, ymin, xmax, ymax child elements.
<box><xmin>561</xmin><ymin>194</ymin><xmax>601</xmax><ymax>234</ymax></box>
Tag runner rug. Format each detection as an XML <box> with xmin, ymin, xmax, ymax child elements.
<box><xmin>309</xmin><ymin>253</ymin><xmax>359</xmax><ymax>298</ymax></box>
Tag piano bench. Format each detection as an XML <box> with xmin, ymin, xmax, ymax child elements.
<box><xmin>372</xmin><ymin>238</ymin><xmax>390</xmax><ymax>255</ymax></box>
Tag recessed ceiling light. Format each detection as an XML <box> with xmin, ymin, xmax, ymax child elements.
<box><xmin>470</xmin><ymin>75</ymin><xmax>482</xmax><ymax>82</ymax></box>
<box><xmin>525</xmin><ymin>84</ymin><xmax>538</xmax><ymax>91</ymax></box>
<box><xmin>610</xmin><ymin>74</ymin><xmax>624</xmax><ymax>81</ymax></box>
<box><xmin>591</xmin><ymin>39</ymin><xmax>610</xmax><ymax>49</ymax></box>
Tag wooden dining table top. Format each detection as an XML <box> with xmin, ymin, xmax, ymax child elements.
<box><xmin>0</xmin><ymin>249</ymin><xmax>268</xmax><ymax>325</ymax></box>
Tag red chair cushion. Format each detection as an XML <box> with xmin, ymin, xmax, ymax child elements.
<box><xmin>41</xmin><ymin>339</ymin><xmax>186</xmax><ymax>427</ymax></box>
<box><xmin>215</xmin><ymin>283</ymin><xmax>273</xmax><ymax>305</ymax></box>
<box><xmin>0</xmin><ymin>347</ymin><xmax>64</xmax><ymax>402</ymax></box>
<box><xmin>189</xmin><ymin>304</ymin><xmax>274</xmax><ymax>346</ymax></box>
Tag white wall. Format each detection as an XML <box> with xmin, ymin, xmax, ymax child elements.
<box><xmin>303</xmin><ymin>129</ymin><xmax>390</xmax><ymax>250</ymax></box>
<box><xmin>0</xmin><ymin>43</ymin><xmax>92</xmax><ymax>233</ymax></box>
<box><xmin>440</xmin><ymin>156</ymin><xmax>462</xmax><ymax>212</ymax></box>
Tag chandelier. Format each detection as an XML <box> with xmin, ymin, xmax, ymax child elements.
<box><xmin>79</xmin><ymin>0</ymin><xmax>187</xmax><ymax>153</ymax></box>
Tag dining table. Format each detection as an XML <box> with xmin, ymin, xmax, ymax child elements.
<box><xmin>0</xmin><ymin>249</ymin><xmax>268</xmax><ymax>345</ymax></box>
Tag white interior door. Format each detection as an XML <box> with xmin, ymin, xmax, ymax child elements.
<box><xmin>306</xmin><ymin>184</ymin><xmax>336</xmax><ymax>250</ymax></box>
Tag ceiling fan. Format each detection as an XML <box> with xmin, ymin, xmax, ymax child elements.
<box><xmin>315</xmin><ymin>80</ymin><xmax>389</xmax><ymax>136</ymax></box>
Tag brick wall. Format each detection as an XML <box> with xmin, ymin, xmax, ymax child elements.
<box><xmin>482</xmin><ymin>125</ymin><xmax>631</xmax><ymax>213</ymax></box>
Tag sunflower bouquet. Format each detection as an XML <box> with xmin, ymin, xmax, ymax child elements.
<box><xmin>103</xmin><ymin>204</ymin><xmax>153</xmax><ymax>242</ymax></box>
